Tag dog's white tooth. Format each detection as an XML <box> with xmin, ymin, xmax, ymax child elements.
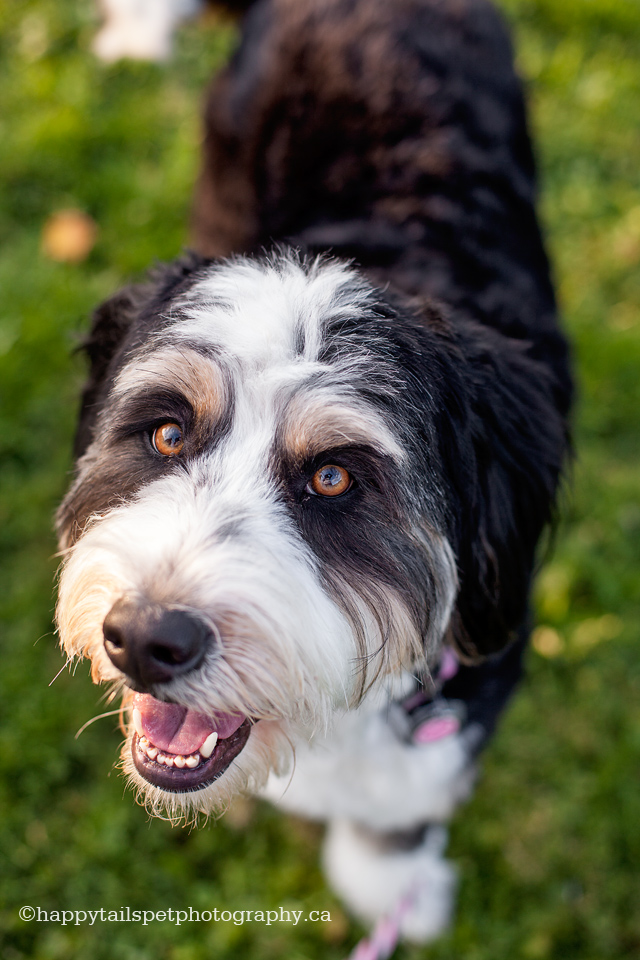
<box><xmin>164</xmin><ymin>755</ymin><xmax>175</xmax><ymax>767</ymax></box>
<box><xmin>132</xmin><ymin>708</ymin><xmax>144</xmax><ymax>739</ymax></box>
<box><xmin>156</xmin><ymin>753</ymin><xmax>167</xmax><ymax>765</ymax></box>
<box><xmin>173</xmin><ymin>755</ymin><xmax>186</xmax><ymax>768</ymax></box>
<box><xmin>185</xmin><ymin>755</ymin><xmax>199</xmax><ymax>768</ymax></box>
<box><xmin>199</xmin><ymin>733</ymin><xmax>218</xmax><ymax>759</ymax></box>
<box><xmin>146</xmin><ymin>746</ymin><xmax>158</xmax><ymax>760</ymax></box>
<box><xmin>139</xmin><ymin>736</ymin><xmax>148</xmax><ymax>746</ymax></box>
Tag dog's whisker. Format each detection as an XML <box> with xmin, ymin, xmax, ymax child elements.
<box><xmin>33</xmin><ymin>631</ymin><xmax>55</xmax><ymax>653</ymax></box>
<box><xmin>74</xmin><ymin>708</ymin><xmax>123</xmax><ymax>740</ymax></box>
<box><xmin>48</xmin><ymin>661</ymin><xmax>71</xmax><ymax>686</ymax></box>
<box><xmin>51</xmin><ymin>546</ymin><xmax>73</xmax><ymax>560</ymax></box>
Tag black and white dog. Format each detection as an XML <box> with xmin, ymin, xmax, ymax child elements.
<box><xmin>57</xmin><ymin>0</ymin><xmax>572</xmax><ymax>942</ymax></box>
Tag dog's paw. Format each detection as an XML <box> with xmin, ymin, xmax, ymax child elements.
<box><xmin>323</xmin><ymin>818</ymin><xmax>456</xmax><ymax>944</ymax></box>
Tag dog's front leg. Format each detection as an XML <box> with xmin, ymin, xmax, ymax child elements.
<box><xmin>323</xmin><ymin>817</ymin><xmax>457</xmax><ymax>944</ymax></box>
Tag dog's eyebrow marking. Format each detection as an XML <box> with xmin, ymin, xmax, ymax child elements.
<box><xmin>171</xmin><ymin>257</ymin><xmax>376</xmax><ymax>372</ymax></box>
<box><xmin>112</xmin><ymin>347</ymin><xmax>229</xmax><ymax>423</ymax></box>
<box><xmin>281</xmin><ymin>393</ymin><xmax>406</xmax><ymax>463</ymax></box>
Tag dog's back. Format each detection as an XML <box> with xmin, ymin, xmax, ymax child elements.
<box><xmin>194</xmin><ymin>0</ymin><xmax>569</xmax><ymax>406</ymax></box>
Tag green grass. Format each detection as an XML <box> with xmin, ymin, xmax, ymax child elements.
<box><xmin>1</xmin><ymin>1</ymin><xmax>639</xmax><ymax>958</ymax></box>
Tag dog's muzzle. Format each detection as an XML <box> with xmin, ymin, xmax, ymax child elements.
<box><xmin>103</xmin><ymin>599</ymin><xmax>252</xmax><ymax>792</ymax></box>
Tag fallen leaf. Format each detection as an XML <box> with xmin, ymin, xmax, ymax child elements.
<box><xmin>41</xmin><ymin>209</ymin><xmax>98</xmax><ymax>263</ymax></box>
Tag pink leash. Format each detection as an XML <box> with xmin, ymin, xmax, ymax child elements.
<box><xmin>347</xmin><ymin>884</ymin><xmax>420</xmax><ymax>960</ymax></box>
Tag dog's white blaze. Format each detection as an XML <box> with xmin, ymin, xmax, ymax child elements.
<box><xmin>176</xmin><ymin>256</ymin><xmax>368</xmax><ymax>370</ymax></box>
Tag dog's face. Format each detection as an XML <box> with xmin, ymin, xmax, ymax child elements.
<box><xmin>56</xmin><ymin>253</ymin><xmax>459</xmax><ymax>819</ymax></box>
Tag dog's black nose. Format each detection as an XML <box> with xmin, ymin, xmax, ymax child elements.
<box><xmin>103</xmin><ymin>599</ymin><xmax>210</xmax><ymax>688</ymax></box>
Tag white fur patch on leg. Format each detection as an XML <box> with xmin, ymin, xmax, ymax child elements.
<box><xmin>323</xmin><ymin>818</ymin><xmax>457</xmax><ymax>944</ymax></box>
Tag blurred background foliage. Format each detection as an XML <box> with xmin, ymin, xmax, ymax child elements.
<box><xmin>0</xmin><ymin>1</ymin><xmax>638</xmax><ymax>958</ymax></box>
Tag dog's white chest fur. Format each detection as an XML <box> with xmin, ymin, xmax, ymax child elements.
<box><xmin>264</xmin><ymin>683</ymin><xmax>477</xmax><ymax>830</ymax></box>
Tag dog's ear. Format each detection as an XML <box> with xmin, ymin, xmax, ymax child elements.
<box><xmin>435</xmin><ymin>324</ymin><xmax>570</xmax><ymax>660</ymax></box>
<box><xmin>73</xmin><ymin>284</ymin><xmax>146</xmax><ymax>458</ymax></box>
<box><xmin>73</xmin><ymin>253</ymin><xmax>213</xmax><ymax>458</ymax></box>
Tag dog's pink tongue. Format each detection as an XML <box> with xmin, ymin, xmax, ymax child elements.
<box><xmin>132</xmin><ymin>693</ymin><xmax>245</xmax><ymax>755</ymax></box>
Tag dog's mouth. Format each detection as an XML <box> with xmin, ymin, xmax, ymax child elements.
<box><xmin>130</xmin><ymin>693</ymin><xmax>252</xmax><ymax>792</ymax></box>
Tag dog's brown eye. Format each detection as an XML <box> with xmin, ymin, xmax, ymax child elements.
<box><xmin>152</xmin><ymin>423</ymin><xmax>184</xmax><ymax>457</ymax></box>
<box><xmin>308</xmin><ymin>464</ymin><xmax>352</xmax><ymax>497</ymax></box>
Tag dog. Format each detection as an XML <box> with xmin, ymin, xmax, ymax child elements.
<box><xmin>92</xmin><ymin>0</ymin><xmax>202</xmax><ymax>61</ymax></box>
<box><xmin>56</xmin><ymin>0</ymin><xmax>572</xmax><ymax>942</ymax></box>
